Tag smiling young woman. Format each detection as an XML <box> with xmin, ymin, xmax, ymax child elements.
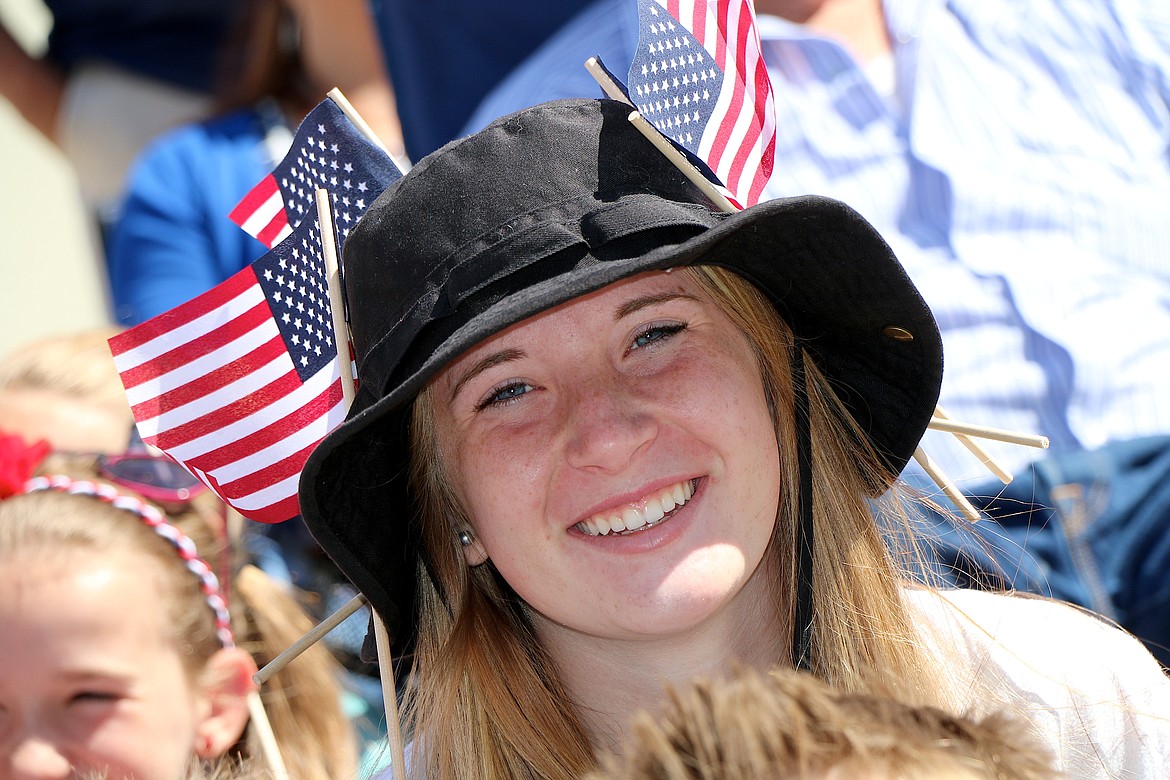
<box><xmin>298</xmin><ymin>99</ymin><xmax>1170</xmax><ymax>780</ymax></box>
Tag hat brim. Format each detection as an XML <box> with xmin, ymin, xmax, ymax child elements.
<box><xmin>299</xmin><ymin>193</ymin><xmax>941</xmax><ymax>655</ymax></box>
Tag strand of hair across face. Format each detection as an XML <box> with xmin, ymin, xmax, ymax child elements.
<box><xmin>22</xmin><ymin>475</ymin><xmax>235</xmax><ymax>647</ymax></box>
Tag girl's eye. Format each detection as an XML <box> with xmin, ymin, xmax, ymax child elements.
<box><xmin>477</xmin><ymin>381</ymin><xmax>533</xmax><ymax>411</ymax></box>
<box><xmin>631</xmin><ymin>322</ymin><xmax>687</xmax><ymax>351</ymax></box>
<box><xmin>69</xmin><ymin>691</ymin><xmax>120</xmax><ymax>706</ymax></box>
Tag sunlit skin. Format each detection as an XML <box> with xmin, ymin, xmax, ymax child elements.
<box><xmin>433</xmin><ymin>271</ymin><xmax>785</xmax><ymax>747</ymax></box>
<box><xmin>0</xmin><ymin>549</ymin><xmax>207</xmax><ymax>780</ymax></box>
<box><xmin>0</xmin><ymin>389</ymin><xmax>129</xmax><ymax>455</ymax></box>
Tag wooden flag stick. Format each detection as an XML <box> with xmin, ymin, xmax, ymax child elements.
<box><xmin>250</xmin><ymin>187</ymin><xmax>365</xmax><ymax>685</ymax></box>
<box><xmin>927</xmin><ymin>415</ymin><xmax>1050</xmax><ymax>450</ymax></box>
<box><xmin>327</xmin><ymin>86</ymin><xmax>411</xmax><ymax>171</ymax></box>
<box><xmin>320</xmin><ymin>186</ymin><xmax>407</xmax><ymax>779</ymax></box>
<box><xmin>627</xmin><ymin>111</ymin><xmax>740</xmax><ymax>213</ymax></box>
<box><xmin>583</xmin><ymin>56</ymin><xmax>740</xmax><ymax>214</ymax></box>
<box><xmin>913</xmin><ymin>446</ymin><xmax>982</xmax><ymax>523</ymax></box>
<box><xmin>253</xmin><ymin>593</ymin><xmax>366</xmax><ymax>685</ymax></box>
<box><xmin>931</xmin><ymin>405</ymin><xmax>1014</xmax><ymax>484</ymax></box>
<box><xmin>254</xmin><ymin>189</ymin><xmax>408</xmax><ymax>778</ymax></box>
<box><xmin>317</xmin><ymin>189</ymin><xmax>357</xmax><ymax>409</ymax></box>
<box><xmin>585</xmin><ymin>56</ymin><xmax>635</xmax><ymax>105</ymax></box>
<box><xmin>374</xmin><ymin>611</ymin><xmax>409</xmax><ymax>777</ymax></box>
<box><xmin>248</xmin><ymin>691</ymin><xmax>291</xmax><ymax>780</ymax></box>
<box><xmin>327</xmin><ymin>86</ymin><xmax>391</xmax><ymax>156</ymax></box>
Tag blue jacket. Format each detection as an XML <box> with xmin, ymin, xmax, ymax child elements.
<box><xmin>106</xmin><ymin>107</ymin><xmax>278</xmax><ymax>325</ymax></box>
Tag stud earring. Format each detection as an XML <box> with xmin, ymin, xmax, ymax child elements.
<box><xmin>459</xmin><ymin>529</ymin><xmax>473</xmax><ymax>547</ymax></box>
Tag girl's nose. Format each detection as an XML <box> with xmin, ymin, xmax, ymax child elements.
<box><xmin>6</xmin><ymin>733</ymin><xmax>72</xmax><ymax>780</ymax></box>
<box><xmin>563</xmin><ymin>377</ymin><xmax>658</xmax><ymax>473</ymax></box>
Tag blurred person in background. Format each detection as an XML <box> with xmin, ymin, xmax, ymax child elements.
<box><xmin>0</xmin><ymin>326</ymin><xmax>129</xmax><ymax>454</ymax></box>
<box><xmin>370</xmin><ymin>0</ymin><xmax>591</xmax><ymax>160</ymax></box>
<box><xmin>103</xmin><ymin>0</ymin><xmax>402</xmax><ymax>742</ymax></box>
<box><xmin>0</xmin><ymin>442</ymin><xmax>361</xmax><ymax>780</ymax></box>
<box><xmin>0</xmin><ymin>326</ymin><xmax>363</xmax><ymax>778</ymax></box>
<box><xmin>0</xmin><ymin>1</ymin><xmax>239</xmax><ymax>228</ymax></box>
<box><xmin>106</xmin><ymin>0</ymin><xmax>402</xmax><ymax>326</ymax></box>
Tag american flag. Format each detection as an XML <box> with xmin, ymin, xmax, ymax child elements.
<box><xmin>628</xmin><ymin>0</ymin><xmax>776</xmax><ymax>207</ymax></box>
<box><xmin>228</xmin><ymin>95</ymin><xmax>402</xmax><ymax>248</ymax></box>
<box><xmin>109</xmin><ymin>217</ymin><xmax>348</xmax><ymax>524</ymax></box>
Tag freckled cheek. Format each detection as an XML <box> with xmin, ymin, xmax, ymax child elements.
<box><xmin>455</xmin><ymin>428</ymin><xmax>557</xmax><ymax>537</ymax></box>
<box><xmin>655</xmin><ymin>354</ymin><xmax>768</xmax><ymax>431</ymax></box>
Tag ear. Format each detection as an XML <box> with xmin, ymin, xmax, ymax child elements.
<box><xmin>193</xmin><ymin>646</ymin><xmax>258</xmax><ymax>759</ymax></box>
<box><xmin>462</xmin><ymin>532</ymin><xmax>489</xmax><ymax>567</ymax></box>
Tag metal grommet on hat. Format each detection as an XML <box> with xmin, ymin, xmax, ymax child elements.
<box><xmin>298</xmin><ymin>98</ymin><xmax>943</xmax><ymax>663</ymax></box>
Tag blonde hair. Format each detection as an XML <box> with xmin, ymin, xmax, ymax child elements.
<box><xmin>0</xmin><ymin>327</ymin><xmax>133</xmax><ymax>454</ymax></box>
<box><xmin>0</xmin><ymin>327</ymin><xmax>130</xmax><ymax>417</ymax></box>
<box><xmin>587</xmin><ymin>666</ymin><xmax>1059</xmax><ymax>780</ymax></box>
<box><xmin>404</xmin><ymin>266</ymin><xmax>951</xmax><ymax>780</ymax></box>
<box><xmin>0</xmin><ymin>456</ymin><xmax>358</xmax><ymax>780</ymax></box>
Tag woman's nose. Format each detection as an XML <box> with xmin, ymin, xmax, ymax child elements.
<box><xmin>563</xmin><ymin>377</ymin><xmax>657</xmax><ymax>472</ymax></box>
<box><xmin>5</xmin><ymin>733</ymin><xmax>72</xmax><ymax>780</ymax></box>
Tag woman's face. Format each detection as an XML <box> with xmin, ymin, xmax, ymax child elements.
<box><xmin>0</xmin><ymin>548</ymin><xmax>208</xmax><ymax>780</ymax></box>
<box><xmin>433</xmin><ymin>271</ymin><xmax>782</xmax><ymax>647</ymax></box>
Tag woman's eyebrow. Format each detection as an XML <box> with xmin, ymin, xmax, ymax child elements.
<box><xmin>449</xmin><ymin>347</ymin><xmax>526</xmax><ymax>403</ymax></box>
<box><xmin>614</xmin><ymin>291</ymin><xmax>699</xmax><ymax>320</ymax></box>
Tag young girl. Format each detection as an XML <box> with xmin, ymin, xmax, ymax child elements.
<box><xmin>0</xmin><ymin>443</ymin><xmax>358</xmax><ymax>779</ymax></box>
<box><xmin>297</xmin><ymin>98</ymin><xmax>1170</xmax><ymax>779</ymax></box>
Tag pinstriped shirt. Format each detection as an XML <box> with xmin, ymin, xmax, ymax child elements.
<box><xmin>464</xmin><ymin>0</ymin><xmax>1170</xmax><ymax>484</ymax></box>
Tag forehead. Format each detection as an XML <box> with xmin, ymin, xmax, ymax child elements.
<box><xmin>0</xmin><ymin>551</ymin><xmax>176</xmax><ymax>656</ymax></box>
<box><xmin>0</xmin><ymin>387</ymin><xmax>129</xmax><ymax>454</ymax></box>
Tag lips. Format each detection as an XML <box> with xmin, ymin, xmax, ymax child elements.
<box><xmin>574</xmin><ymin>479</ymin><xmax>697</xmax><ymax>536</ymax></box>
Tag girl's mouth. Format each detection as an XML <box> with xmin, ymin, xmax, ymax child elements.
<box><xmin>574</xmin><ymin>479</ymin><xmax>698</xmax><ymax>537</ymax></box>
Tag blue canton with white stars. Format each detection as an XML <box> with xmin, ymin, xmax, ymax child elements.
<box><xmin>273</xmin><ymin>98</ymin><xmax>402</xmax><ymax>247</ymax></box>
<box><xmin>255</xmin><ymin>218</ymin><xmax>335</xmax><ymax>382</ymax></box>
<box><xmin>630</xmin><ymin>1</ymin><xmax>719</xmax><ymax>156</ymax></box>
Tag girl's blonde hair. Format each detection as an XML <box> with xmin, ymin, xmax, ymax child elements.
<box><xmin>587</xmin><ymin>666</ymin><xmax>1057</xmax><ymax>780</ymax></box>
<box><xmin>0</xmin><ymin>456</ymin><xmax>358</xmax><ymax>780</ymax></box>
<box><xmin>0</xmin><ymin>327</ymin><xmax>131</xmax><ymax>420</ymax></box>
<box><xmin>405</xmin><ymin>266</ymin><xmax>950</xmax><ymax>780</ymax></box>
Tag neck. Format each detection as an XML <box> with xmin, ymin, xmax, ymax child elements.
<box><xmin>756</xmin><ymin>0</ymin><xmax>891</xmax><ymax>62</ymax></box>
<box><xmin>539</xmin><ymin>557</ymin><xmax>789</xmax><ymax>752</ymax></box>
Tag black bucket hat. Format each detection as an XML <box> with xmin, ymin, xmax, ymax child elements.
<box><xmin>299</xmin><ymin>98</ymin><xmax>942</xmax><ymax>658</ymax></box>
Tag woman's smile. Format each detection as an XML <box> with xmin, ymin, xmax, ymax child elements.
<box><xmin>573</xmin><ymin>477</ymin><xmax>698</xmax><ymax>536</ymax></box>
<box><xmin>433</xmin><ymin>270</ymin><xmax>781</xmax><ymax>643</ymax></box>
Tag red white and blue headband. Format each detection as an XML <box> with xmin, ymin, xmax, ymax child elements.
<box><xmin>22</xmin><ymin>474</ymin><xmax>235</xmax><ymax>648</ymax></box>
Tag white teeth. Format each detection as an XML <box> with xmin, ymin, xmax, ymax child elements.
<box><xmin>576</xmin><ymin>479</ymin><xmax>696</xmax><ymax>537</ymax></box>
<box><xmin>644</xmin><ymin>497</ymin><xmax>666</xmax><ymax>524</ymax></box>
<box><xmin>621</xmin><ymin>507</ymin><xmax>642</xmax><ymax>532</ymax></box>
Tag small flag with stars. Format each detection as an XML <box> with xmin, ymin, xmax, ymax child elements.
<box><xmin>109</xmin><ymin>216</ymin><xmax>348</xmax><ymax>524</ymax></box>
<box><xmin>228</xmin><ymin>95</ymin><xmax>401</xmax><ymax>249</ymax></box>
<box><xmin>629</xmin><ymin>0</ymin><xmax>776</xmax><ymax>207</ymax></box>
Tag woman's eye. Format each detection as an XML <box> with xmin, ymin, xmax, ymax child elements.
<box><xmin>477</xmin><ymin>381</ymin><xmax>533</xmax><ymax>411</ymax></box>
<box><xmin>69</xmin><ymin>691</ymin><xmax>120</xmax><ymax>706</ymax></box>
<box><xmin>631</xmin><ymin>322</ymin><xmax>687</xmax><ymax>351</ymax></box>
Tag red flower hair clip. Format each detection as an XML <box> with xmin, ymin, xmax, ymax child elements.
<box><xmin>0</xmin><ymin>430</ymin><xmax>51</xmax><ymax>499</ymax></box>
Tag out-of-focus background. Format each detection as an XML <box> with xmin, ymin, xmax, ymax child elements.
<box><xmin>0</xmin><ymin>0</ymin><xmax>109</xmax><ymax>361</ymax></box>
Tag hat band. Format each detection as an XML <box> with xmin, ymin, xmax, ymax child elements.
<box><xmin>433</xmin><ymin>193</ymin><xmax>716</xmax><ymax>319</ymax></box>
